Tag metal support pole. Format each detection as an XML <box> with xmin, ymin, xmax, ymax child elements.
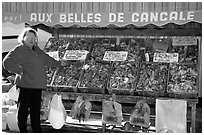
<box><xmin>191</xmin><ymin>102</ymin><xmax>197</xmax><ymax>133</ymax></box>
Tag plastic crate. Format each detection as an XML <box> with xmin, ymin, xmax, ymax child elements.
<box><xmin>167</xmin><ymin>63</ymin><xmax>198</xmax><ymax>98</ymax></box>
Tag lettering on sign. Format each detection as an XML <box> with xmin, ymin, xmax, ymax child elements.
<box><xmin>63</xmin><ymin>50</ymin><xmax>89</xmax><ymax>60</ymax></box>
<box><xmin>3</xmin><ymin>11</ymin><xmax>201</xmax><ymax>26</ymax></box>
<box><xmin>60</xmin><ymin>13</ymin><xmax>101</xmax><ymax>23</ymax></box>
<box><xmin>153</xmin><ymin>53</ymin><xmax>178</xmax><ymax>63</ymax></box>
<box><xmin>30</xmin><ymin>13</ymin><xmax>52</xmax><ymax>22</ymax></box>
<box><xmin>103</xmin><ymin>51</ymin><xmax>128</xmax><ymax>61</ymax></box>
<box><xmin>3</xmin><ymin>15</ymin><xmax>22</xmax><ymax>22</ymax></box>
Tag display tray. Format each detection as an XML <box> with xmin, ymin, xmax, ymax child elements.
<box><xmin>78</xmin><ymin>59</ymin><xmax>111</xmax><ymax>94</ymax></box>
<box><xmin>169</xmin><ymin>45</ymin><xmax>198</xmax><ymax>63</ymax></box>
<box><xmin>90</xmin><ymin>38</ymin><xmax>117</xmax><ymax>61</ymax></box>
<box><xmin>136</xmin><ymin>62</ymin><xmax>169</xmax><ymax>95</ymax></box>
<box><xmin>167</xmin><ymin>63</ymin><xmax>198</xmax><ymax>99</ymax></box>
<box><xmin>107</xmin><ymin>61</ymin><xmax>139</xmax><ymax>96</ymax></box>
<box><xmin>52</xmin><ymin>61</ymin><xmax>85</xmax><ymax>89</ymax></box>
<box><xmin>44</xmin><ymin>38</ymin><xmax>70</xmax><ymax>58</ymax></box>
<box><xmin>65</xmin><ymin>37</ymin><xmax>93</xmax><ymax>52</ymax></box>
<box><xmin>116</xmin><ymin>38</ymin><xmax>144</xmax><ymax>62</ymax></box>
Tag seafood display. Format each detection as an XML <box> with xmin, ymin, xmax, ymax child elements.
<box><xmin>43</xmin><ymin>37</ymin><xmax>200</xmax><ymax>97</ymax></box>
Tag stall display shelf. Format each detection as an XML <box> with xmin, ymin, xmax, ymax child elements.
<box><xmin>43</xmin><ymin>36</ymin><xmax>200</xmax><ymax>99</ymax></box>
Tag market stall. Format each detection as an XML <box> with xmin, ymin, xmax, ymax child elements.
<box><xmin>2</xmin><ymin>2</ymin><xmax>202</xmax><ymax>133</ymax></box>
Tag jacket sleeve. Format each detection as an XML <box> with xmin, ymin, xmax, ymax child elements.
<box><xmin>44</xmin><ymin>53</ymin><xmax>61</xmax><ymax>68</ymax></box>
<box><xmin>3</xmin><ymin>47</ymin><xmax>23</xmax><ymax>75</ymax></box>
<box><xmin>35</xmin><ymin>46</ymin><xmax>61</xmax><ymax>68</ymax></box>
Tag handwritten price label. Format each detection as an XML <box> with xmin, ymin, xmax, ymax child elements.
<box><xmin>172</xmin><ymin>37</ymin><xmax>197</xmax><ymax>46</ymax></box>
<box><xmin>103</xmin><ymin>51</ymin><xmax>128</xmax><ymax>61</ymax></box>
<box><xmin>46</xmin><ymin>51</ymin><xmax>59</xmax><ymax>60</ymax></box>
<box><xmin>63</xmin><ymin>50</ymin><xmax>89</xmax><ymax>60</ymax></box>
<box><xmin>153</xmin><ymin>53</ymin><xmax>178</xmax><ymax>63</ymax></box>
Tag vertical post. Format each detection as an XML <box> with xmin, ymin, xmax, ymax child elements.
<box><xmin>52</xmin><ymin>28</ymin><xmax>59</xmax><ymax>38</ymax></box>
<box><xmin>191</xmin><ymin>102</ymin><xmax>196</xmax><ymax>133</ymax></box>
<box><xmin>102</xmin><ymin>99</ymin><xmax>106</xmax><ymax>133</ymax></box>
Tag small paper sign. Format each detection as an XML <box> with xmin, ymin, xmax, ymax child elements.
<box><xmin>103</xmin><ymin>51</ymin><xmax>128</xmax><ymax>61</ymax></box>
<box><xmin>153</xmin><ymin>53</ymin><xmax>178</xmax><ymax>63</ymax></box>
<box><xmin>46</xmin><ymin>51</ymin><xmax>60</xmax><ymax>60</ymax></box>
<box><xmin>172</xmin><ymin>37</ymin><xmax>197</xmax><ymax>46</ymax></box>
<box><xmin>153</xmin><ymin>40</ymin><xmax>169</xmax><ymax>52</ymax></box>
<box><xmin>62</xmin><ymin>50</ymin><xmax>88</xmax><ymax>60</ymax></box>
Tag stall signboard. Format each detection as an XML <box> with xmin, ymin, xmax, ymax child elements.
<box><xmin>2</xmin><ymin>11</ymin><xmax>202</xmax><ymax>27</ymax></box>
<box><xmin>46</xmin><ymin>51</ymin><xmax>60</xmax><ymax>60</ymax></box>
<box><xmin>153</xmin><ymin>53</ymin><xmax>178</xmax><ymax>63</ymax></box>
<box><xmin>62</xmin><ymin>50</ymin><xmax>89</xmax><ymax>60</ymax></box>
<box><xmin>103</xmin><ymin>51</ymin><xmax>128</xmax><ymax>61</ymax></box>
<box><xmin>172</xmin><ymin>37</ymin><xmax>198</xmax><ymax>46</ymax></box>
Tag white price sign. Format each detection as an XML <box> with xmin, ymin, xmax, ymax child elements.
<box><xmin>63</xmin><ymin>50</ymin><xmax>89</xmax><ymax>60</ymax></box>
<box><xmin>153</xmin><ymin>53</ymin><xmax>178</xmax><ymax>63</ymax></box>
<box><xmin>46</xmin><ymin>51</ymin><xmax>60</xmax><ymax>60</ymax></box>
<box><xmin>103</xmin><ymin>51</ymin><xmax>128</xmax><ymax>61</ymax></box>
<box><xmin>172</xmin><ymin>37</ymin><xmax>197</xmax><ymax>46</ymax></box>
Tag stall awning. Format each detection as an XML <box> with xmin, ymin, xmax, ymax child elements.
<box><xmin>2</xmin><ymin>2</ymin><xmax>202</xmax><ymax>28</ymax></box>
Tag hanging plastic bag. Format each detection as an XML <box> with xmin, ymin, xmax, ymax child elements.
<box><xmin>129</xmin><ymin>100</ymin><xmax>150</xmax><ymax>128</ymax></box>
<box><xmin>102</xmin><ymin>99</ymin><xmax>123</xmax><ymax>126</ymax></box>
<box><xmin>2</xmin><ymin>93</ymin><xmax>16</xmax><ymax>106</ymax></box>
<box><xmin>156</xmin><ymin>99</ymin><xmax>187</xmax><ymax>133</ymax></box>
<box><xmin>70</xmin><ymin>96</ymin><xmax>92</xmax><ymax>122</ymax></box>
<box><xmin>8</xmin><ymin>85</ymin><xmax>19</xmax><ymax>101</ymax></box>
<box><xmin>77</xmin><ymin>98</ymin><xmax>92</xmax><ymax>122</ymax></box>
<box><xmin>48</xmin><ymin>94</ymin><xmax>67</xmax><ymax>129</ymax></box>
<box><xmin>70</xmin><ymin>96</ymin><xmax>83</xmax><ymax>120</ymax></box>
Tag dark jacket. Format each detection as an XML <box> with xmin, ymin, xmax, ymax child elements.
<box><xmin>3</xmin><ymin>44</ymin><xmax>60</xmax><ymax>89</ymax></box>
